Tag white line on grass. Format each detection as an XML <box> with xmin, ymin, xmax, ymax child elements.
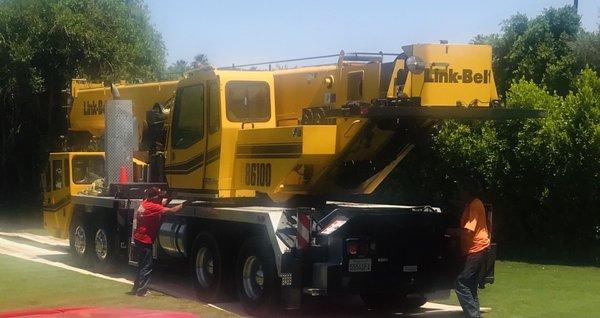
<box><xmin>0</xmin><ymin>237</ymin><xmax>132</xmax><ymax>284</ymax></box>
<box><xmin>0</xmin><ymin>231</ymin><xmax>69</xmax><ymax>247</ymax></box>
<box><xmin>0</xmin><ymin>235</ymin><xmax>240</xmax><ymax>317</ymax></box>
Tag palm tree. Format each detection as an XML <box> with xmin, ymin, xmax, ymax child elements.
<box><xmin>167</xmin><ymin>59</ymin><xmax>189</xmax><ymax>76</ymax></box>
<box><xmin>191</xmin><ymin>54</ymin><xmax>209</xmax><ymax>68</ymax></box>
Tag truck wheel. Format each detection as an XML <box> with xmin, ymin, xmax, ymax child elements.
<box><xmin>235</xmin><ymin>237</ymin><xmax>280</xmax><ymax>317</ymax></box>
<box><xmin>360</xmin><ymin>293</ymin><xmax>427</xmax><ymax>312</ymax></box>
<box><xmin>69</xmin><ymin>216</ymin><xmax>93</xmax><ymax>267</ymax></box>
<box><xmin>93</xmin><ymin>223</ymin><xmax>118</xmax><ymax>272</ymax></box>
<box><xmin>190</xmin><ymin>232</ymin><xmax>230</xmax><ymax>301</ymax></box>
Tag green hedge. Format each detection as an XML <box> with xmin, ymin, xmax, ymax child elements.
<box><xmin>377</xmin><ymin>69</ymin><xmax>600</xmax><ymax>261</ymax></box>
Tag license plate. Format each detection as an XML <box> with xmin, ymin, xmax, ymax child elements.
<box><xmin>403</xmin><ymin>265</ymin><xmax>418</xmax><ymax>272</ymax></box>
<box><xmin>348</xmin><ymin>258</ymin><xmax>372</xmax><ymax>272</ymax></box>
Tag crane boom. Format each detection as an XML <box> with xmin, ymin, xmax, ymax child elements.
<box><xmin>67</xmin><ymin>79</ymin><xmax>178</xmax><ymax>138</ymax></box>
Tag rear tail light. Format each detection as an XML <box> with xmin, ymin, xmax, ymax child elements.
<box><xmin>347</xmin><ymin>243</ymin><xmax>359</xmax><ymax>255</ymax></box>
<box><xmin>346</xmin><ymin>239</ymin><xmax>373</xmax><ymax>256</ymax></box>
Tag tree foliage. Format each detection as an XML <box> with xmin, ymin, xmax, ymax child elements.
<box><xmin>165</xmin><ymin>54</ymin><xmax>210</xmax><ymax>79</ymax></box>
<box><xmin>0</xmin><ymin>0</ymin><xmax>166</xmax><ymax>202</ymax></box>
<box><xmin>474</xmin><ymin>6</ymin><xmax>582</xmax><ymax>96</ymax></box>
<box><xmin>572</xmin><ymin>28</ymin><xmax>600</xmax><ymax>74</ymax></box>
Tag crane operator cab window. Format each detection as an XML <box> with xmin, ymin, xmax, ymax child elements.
<box><xmin>172</xmin><ymin>84</ymin><xmax>205</xmax><ymax>149</ymax></box>
<box><xmin>225</xmin><ymin>81</ymin><xmax>270</xmax><ymax>123</ymax></box>
<box><xmin>72</xmin><ymin>155</ymin><xmax>104</xmax><ymax>184</ymax></box>
<box><xmin>64</xmin><ymin>159</ymin><xmax>70</xmax><ymax>188</ymax></box>
<box><xmin>347</xmin><ymin>71</ymin><xmax>364</xmax><ymax>101</ymax></box>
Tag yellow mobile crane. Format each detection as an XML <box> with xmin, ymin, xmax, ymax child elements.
<box><xmin>56</xmin><ymin>44</ymin><xmax>542</xmax><ymax>315</ymax></box>
<box><xmin>42</xmin><ymin>79</ymin><xmax>178</xmax><ymax>238</ymax></box>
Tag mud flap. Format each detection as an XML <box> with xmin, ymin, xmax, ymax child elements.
<box><xmin>280</xmin><ymin>253</ymin><xmax>302</xmax><ymax>310</ymax></box>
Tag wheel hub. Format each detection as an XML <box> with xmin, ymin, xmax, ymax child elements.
<box><xmin>195</xmin><ymin>247</ymin><xmax>214</xmax><ymax>288</ymax></box>
<box><xmin>94</xmin><ymin>229</ymin><xmax>108</xmax><ymax>260</ymax></box>
<box><xmin>73</xmin><ymin>226</ymin><xmax>86</xmax><ymax>256</ymax></box>
<box><xmin>242</xmin><ymin>255</ymin><xmax>264</xmax><ymax>300</ymax></box>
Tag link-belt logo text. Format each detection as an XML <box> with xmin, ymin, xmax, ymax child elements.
<box><xmin>424</xmin><ymin>68</ymin><xmax>491</xmax><ymax>84</ymax></box>
<box><xmin>83</xmin><ymin>100</ymin><xmax>104</xmax><ymax>116</ymax></box>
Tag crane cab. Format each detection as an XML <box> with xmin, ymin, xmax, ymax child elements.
<box><xmin>164</xmin><ymin>69</ymin><xmax>277</xmax><ymax>197</ymax></box>
<box><xmin>164</xmin><ymin>68</ymin><xmax>338</xmax><ymax>201</ymax></box>
<box><xmin>42</xmin><ymin>152</ymin><xmax>147</xmax><ymax>238</ymax></box>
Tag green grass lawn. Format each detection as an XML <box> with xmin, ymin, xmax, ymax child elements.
<box><xmin>2</xmin><ymin>253</ymin><xmax>600</xmax><ymax>318</ymax></box>
<box><xmin>0</xmin><ymin>254</ymin><xmax>233</xmax><ymax>317</ymax></box>
<box><xmin>439</xmin><ymin>260</ymin><xmax>600</xmax><ymax>317</ymax></box>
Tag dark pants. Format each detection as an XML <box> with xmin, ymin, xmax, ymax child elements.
<box><xmin>456</xmin><ymin>250</ymin><xmax>486</xmax><ymax>318</ymax></box>
<box><xmin>132</xmin><ymin>241</ymin><xmax>153</xmax><ymax>295</ymax></box>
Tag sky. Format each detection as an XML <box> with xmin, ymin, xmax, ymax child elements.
<box><xmin>147</xmin><ymin>0</ymin><xmax>599</xmax><ymax>67</ymax></box>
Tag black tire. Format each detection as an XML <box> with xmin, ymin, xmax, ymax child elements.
<box><xmin>235</xmin><ymin>237</ymin><xmax>280</xmax><ymax>317</ymax></box>
<box><xmin>92</xmin><ymin>222</ymin><xmax>118</xmax><ymax>272</ymax></box>
<box><xmin>360</xmin><ymin>293</ymin><xmax>427</xmax><ymax>312</ymax></box>
<box><xmin>190</xmin><ymin>232</ymin><xmax>231</xmax><ymax>302</ymax></box>
<box><xmin>69</xmin><ymin>215</ymin><xmax>93</xmax><ymax>267</ymax></box>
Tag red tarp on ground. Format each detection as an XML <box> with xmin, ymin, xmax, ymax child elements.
<box><xmin>0</xmin><ymin>307</ymin><xmax>198</xmax><ymax>318</ymax></box>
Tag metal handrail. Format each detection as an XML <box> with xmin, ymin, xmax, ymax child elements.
<box><xmin>218</xmin><ymin>51</ymin><xmax>402</xmax><ymax>70</ymax></box>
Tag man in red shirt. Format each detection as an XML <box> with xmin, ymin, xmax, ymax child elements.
<box><xmin>455</xmin><ymin>178</ymin><xmax>490</xmax><ymax>318</ymax></box>
<box><xmin>130</xmin><ymin>187</ymin><xmax>183</xmax><ymax>296</ymax></box>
